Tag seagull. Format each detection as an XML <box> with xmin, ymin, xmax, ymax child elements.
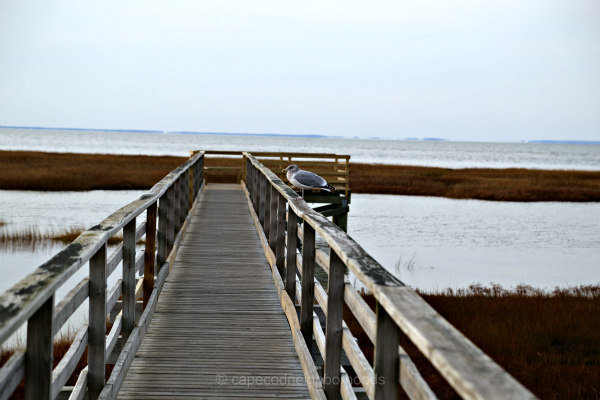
<box><xmin>283</xmin><ymin>164</ymin><xmax>336</xmax><ymax>198</ymax></box>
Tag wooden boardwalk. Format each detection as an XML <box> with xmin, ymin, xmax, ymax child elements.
<box><xmin>118</xmin><ymin>184</ymin><xmax>311</xmax><ymax>399</ymax></box>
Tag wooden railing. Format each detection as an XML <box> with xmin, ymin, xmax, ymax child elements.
<box><xmin>200</xmin><ymin>150</ymin><xmax>351</xmax><ymax>196</ymax></box>
<box><xmin>243</xmin><ymin>152</ymin><xmax>537</xmax><ymax>400</ymax></box>
<box><xmin>0</xmin><ymin>152</ymin><xmax>205</xmax><ymax>400</ymax></box>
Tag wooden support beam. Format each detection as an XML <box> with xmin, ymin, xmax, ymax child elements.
<box><xmin>275</xmin><ymin>194</ymin><xmax>286</xmax><ymax>279</ymax></box>
<box><xmin>143</xmin><ymin>202</ymin><xmax>157</xmax><ymax>308</ymax></box>
<box><xmin>122</xmin><ymin>218</ymin><xmax>136</xmax><ymax>337</ymax></box>
<box><xmin>374</xmin><ymin>302</ymin><xmax>400</xmax><ymax>400</ymax></box>
<box><xmin>323</xmin><ymin>250</ymin><xmax>345</xmax><ymax>400</ymax></box>
<box><xmin>285</xmin><ymin>207</ymin><xmax>298</xmax><ymax>302</ymax></box>
<box><xmin>88</xmin><ymin>245</ymin><xmax>107</xmax><ymax>400</ymax></box>
<box><xmin>300</xmin><ymin>223</ymin><xmax>315</xmax><ymax>355</ymax></box>
<box><xmin>269</xmin><ymin>185</ymin><xmax>278</xmax><ymax>251</ymax></box>
<box><xmin>24</xmin><ymin>296</ymin><xmax>53</xmax><ymax>400</ymax></box>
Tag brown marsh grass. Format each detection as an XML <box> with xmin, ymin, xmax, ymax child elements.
<box><xmin>350</xmin><ymin>163</ymin><xmax>600</xmax><ymax>202</ymax></box>
<box><xmin>0</xmin><ymin>150</ymin><xmax>186</xmax><ymax>191</ymax></box>
<box><xmin>0</xmin><ymin>226</ymin><xmax>133</xmax><ymax>250</ymax></box>
<box><xmin>0</xmin><ymin>332</ymin><xmax>114</xmax><ymax>400</ymax></box>
<box><xmin>2</xmin><ymin>150</ymin><xmax>600</xmax><ymax>201</ymax></box>
<box><xmin>344</xmin><ymin>284</ymin><xmax>600</xmax><ymax>399</ymax></box>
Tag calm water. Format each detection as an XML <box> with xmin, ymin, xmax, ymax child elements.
<box><xmin>349</xmin><ymin>195</ymin><xmax>599</xmax><ymax>291</ymax></box>
<box><xmin>0</xmin><ymin>128</ymin><xmax>598</xmax><ymax>298</ymax></box>
<box><xmin>2</xmin><ymin>127</ymin><xmax>600</xmax><ymax>169</ymax></box>
<box><xmin>1</xmin><ymin>190</ymin><xmax>598</xmax><ymax>295</ymax></box>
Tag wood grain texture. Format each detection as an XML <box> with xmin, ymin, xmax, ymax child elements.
<box><xmin>118</xmin><ymin>184</ymin><xmax>311</xmax><ymax>399</ymax></box>
<box><xmin>0</xmin><ymin>153</ymin><xmax>203</xmax><ymax>346</ymax></box>
<box><xmin>24</xmin><ymin>295</ymin><xmax>53</xmax><ymax>400</ymax></box>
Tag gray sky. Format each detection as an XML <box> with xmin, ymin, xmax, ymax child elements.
<box><xmin>1</xmin><ymin>0</ymin><xmax>599</xmax><ymax>142</ymax></box>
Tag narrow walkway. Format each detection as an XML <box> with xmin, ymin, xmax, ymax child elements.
<box><xmin>119</xmin><ymin>184</ymin><xmax>311</xmax><ymax>399</ymax></box>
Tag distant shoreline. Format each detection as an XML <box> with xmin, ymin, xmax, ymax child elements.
<box><xmin>2</xmin><ymin>150</ymin><xmax>599</xmax><ymax>202</ymax></box>
<box><xmin>3</xmin><ymin>125</ymin><xmax>599</xmax><ymax>144</ymax></box>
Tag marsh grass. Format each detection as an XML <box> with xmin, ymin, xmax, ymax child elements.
<box><xmin>2</xmin><ymin>150</ymin><xmax>599</xmax><ymax>201</ymax></box>
<box><xmin>344</xmin><ymin>284</ymin><xmax>600</xmax><ymax>399</ymax></box>
<box><xmin>0</xmin><ymin>150</ymin><xmax>186</xmax><ymax>191</ymax></box>
<box><xmin>350</xmin><ymin>163</ymin><xmax>600</xmax><ymax>202</ymax></box>
<box><xmin>0</xmin><ymin>226</ymin><xmax>139</xmax><ymax>250</ymax></box>
<box><xmin>1</xmin><ymin>333</ymin><xmax>91</xmax><ymax>400</ymax></box>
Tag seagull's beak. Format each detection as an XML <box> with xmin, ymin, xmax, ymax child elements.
<box><xmin>282</xmin><ymin>168</ymin><xmax>287</xmax><ymax>172</ymax></box>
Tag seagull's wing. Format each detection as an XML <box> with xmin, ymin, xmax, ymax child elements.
<box><xmin>293</xmin><ymin>170</ymin><xmax>327</xmax><ymax>188</ymax></box>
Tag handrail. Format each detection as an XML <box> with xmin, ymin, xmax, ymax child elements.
<box><xmin>0</xmin><ymin>151</ymin><xmax>205</xmax><ymax>400</ymax></box>
<box><xmin>199</xmin><ymin>150</ymin><xmax>351</xmax><ymax>195</ymax></box>
<box><xmin>242</xmin><ymin>152</ymin><xmax>537</xmax><ymax>400</ymax></box>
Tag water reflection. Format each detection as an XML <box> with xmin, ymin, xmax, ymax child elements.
<box><xmin>349</xmin><ymin>194</ymin><xmax>600</xmax><ymax>291</ymax></box>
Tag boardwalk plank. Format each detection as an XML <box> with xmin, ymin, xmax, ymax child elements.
<box><xmin>118</xmin><ymin>184</ymin><xmax>311</xmax><ymax>399</ymax></box>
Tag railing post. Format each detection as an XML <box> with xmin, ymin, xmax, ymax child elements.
<box><xmin>300</xmin><ymin>223</ymin><xmax>315</xmax><ymax>354</ymax></box>
<box><xmin>157</xmin><ymin>192</ymin><xmax>169</xmax><ymax>270</ymax></box>
<box><xmin>144</xmin><ymin>202</ymin><xmax>157</xmax><ymax>307</ymax></box>
<box><xmin>285</xmin><ymin>207</ymin><xmax>298</xmax><ymax>302</ymax></box>
<box><xmin>24</xmin><ymin>295</ymin><xmax>53</xmax><ymax>400</ymax></box>
<box><xmin>252</xmin><ymin>165</ymin><xmax>259</xmax><ymax>213</ymax></box>
<box><xmin>264</xmin><ymin>177</ymin><xmax>271</xmax><ymax>237</ymax></box>
<box><xmin>324</xmin><ymin>250</ymin><xmax>345</xmax><ymax>399</ymax></box>
<box><xmin>199</xmin><ymin>156</ymin><xmax>204</xmax><ymax>189</ymax></box>
<box><xmin>122</xmin><ymin>217</ymin><xmax>136</xmax><ymax>337</ymax></box>
<box><xmin>180</xmin><ymin>171</ymin><xmax>187</xmax><ymax>225</ymax></box>
<box><xmin>166</xmin><ymin>186</ymin><xmax>175</xmax><ymax>256</ymax></box>
<box><xmin>259</xmin><ymin>173</ymin><xmax>266</xmax><ymax>227</ymax></box>
<box><xmin>269</xmin><ymin>186</ymin><xmax>278</xmax><ymax>251</ymax></box>
<box><xmin>173</xmin><ymin>176</ymin><xmax>181</xmax><ymax>234</ymax></box>
<box><xmin>88</xmin><ymin>244</ymin><xmax>107</xmax><ymax>400</ymax></box>
<box><xmin>275</xmin><ymin>193</ymin><xmax>286</xmax><ymax>278</ymax></box>
<box><xmin>193</xmin><ymin>159</ymin><xmax>199</xmax><ymax>198</ymax></box>
<box><xmin>374</xmin><ymin>302</ymin><xmax>400</xmax><ymax>399</ymax></box>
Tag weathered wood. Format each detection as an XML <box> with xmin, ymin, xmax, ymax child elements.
<box><xmin>118</xmin><ymin>184</ymin><xmax>313</xmax><ymax>399</ymax></box>
<box><xmin>53</xmin><ymin>278</ymin><xmax>89</xmax><ymax>335</ymax></box>
<box><xmin>173</xmin><ymin>175</ymin><xmax>181</xmax><ymax>234</ymax></box>
<box><xmin>106</xmin><ymin>244</ymin><xmax>123</xmax><ymax>278</ymax></box>
<box><xmin>378</xmin><ymin>286</ymin><xmax>535</xmax><ymax>400</ymax></box>
<box><xmin>285</xmin><ymin>207</ymin><xmax>298</xmax><ymax>302</ymax></box>
<box><xmin>166</xmin><ymin>186</ymin><xmax>175</xmax><ymax>255</ymax></box>
<box><xmin>241</xmin><ymin>181</ymin><xmax>326</xmax><ymax>400</ymax></box>
<box><xmin>0</xmin><ymin>153</ymin><xmax>203</xmax><ymax>346</ymax></box>
<box><xmin>144</xmin><ymin>202</ymin><xmax>157</xmax><ymax>307</ymax></box>
<box><xmin>106</xmin><ymin>279</ymin><xmax>123</xmax><ymax>318</ymax></box>
<box><xmin>135</xmin><ymin>251</ymin><xmax>144</xmax><ymax>275</ymax></box>
<box><xmin>106</xmin><ymin>314</ymin><xmax>122</xmax><ymax>361</ymax></box>
<box><xmin>68</xmin><ymin>366</ymin><xmax>88</xmax><ymax>400</ymax></box>
<box><xmin>312</xmin><ymin>314</ymin><xmax>356</xmax><ymax>400</ymax></box>
<box><xmin>300</xmin><ymin>223</ymin><xmax>315</xmax><ymax>355</ymax></box>
<box><xmin>269</xmin><ymin>185</ymin><xmax>278</xmax><ymax>250</ymax></box>
<box><xmin>122</xmin><ymin>218</ymin><xmax>136</xmax><ymax>337</ymax></box>
<box><xmin>0</xmin><ymin>349</ymin><xmax>24</xmax><ymax>400</ymax></box>
<box><xmin>89</xmin><ymin>245</ymin><xmax>107</xmax><ymax>400</ymax></box>
<box><xmin>275</xmin><ymin>193</ymin><xmax>286</xmax><ymax>278</ymax></box>
<box><xmin>324</xmin><ymin>250</ymin><xmax>345</xmax><ymax>400</ymax></box>
<box><xmin>259</xmin><ymin>173</ymin><xmax>266</xmax><ymax>226</ymax></box>
<box><xmin>342</xmin><ymin>327</ymin><xmax>374</xmax><ymax>399</ymax></box>
<box><xmin>180</xmin><ymin>171</ymin><xmax>187</xmax><ymax>226</ymax></box>
<box><xmin>244</xmin><ymin>153</ymin><xmax>535</xmax><ymax>399</ymax></box>
<box><xmin>374</xmin><ymin>301</ymin><xmax>400</xmax><ymax>400</ymax></box>
<box><xmin>135</xmin><ymin>221</ymin><xmax>145</xmax><ymax>241</ymax></box>
<box><xmin>25</xmin><ymin>295</ymin><xmax>53</xmax><ymax>400</ymax></box>
<box><xmin>264</xmin><ymin>175</ymin><xmax>271</xmax><ymax>238</ymax></box>
<box><xmin>51</xmin><ymin>325</ymin><xmax>88</xmax><ymax>400</ymax></box>
<box><xmin>313</xmin><ymin>249</ymin><xmax>437</xmax><ymax>399</ymax></box>
<box><xmin>157</xmin><ymin>193</ymin><xmax>169</xmax><ymax>271</ymax></box>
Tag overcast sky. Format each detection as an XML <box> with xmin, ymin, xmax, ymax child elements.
<box><xmin>1</xmin><ymin>0</ymin><xmax>599</xmax><ymax>142</ymax></box>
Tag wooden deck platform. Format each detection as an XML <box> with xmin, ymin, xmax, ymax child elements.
<box><xmin>118</xmin><ymin>184</ymin><xmax>311</xmax><ymax>399</ymax></box>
